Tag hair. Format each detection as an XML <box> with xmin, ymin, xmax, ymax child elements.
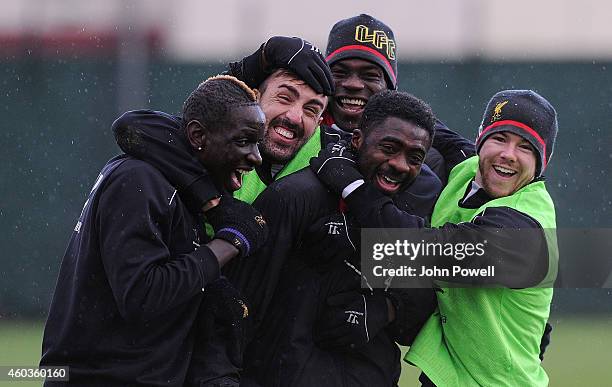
<box><xmin>360</xmin><ymin>90</ymin><xmax>436</xmax><ymax>141</ymax></box>
<box><xmin>182</xmin><ymin>74</ymin><xmax>258</xmax><ymax>130</ymax></box>
<box><xmin>257</xmin><ymin>68</ymin><xmax>303</xmax><ymax>95</ymax></box>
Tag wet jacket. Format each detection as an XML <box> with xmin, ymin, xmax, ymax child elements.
<box><xmin>224</xmin><ymin>167</ymin><xmax>441</xmax><ymax>387</ymax></box>
<box><xmin>40</xmin><ymin>156</ymin><xmax>222</xmax><ymax>386</ymax></box>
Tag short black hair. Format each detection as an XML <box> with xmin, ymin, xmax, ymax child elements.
<box><xmin>257</xmin><ymin>68</ymin><xmax>302</xmax><ymax>95</ymax></box>
<box><xmin>182</xmin><ymin>75</ymin><xmax>258</xmax><ymax>130</ymax></box>
<box><xmin>360</xmin><ymin>90</ymin><xmax>436</xmax><ymax>141</ymax></box>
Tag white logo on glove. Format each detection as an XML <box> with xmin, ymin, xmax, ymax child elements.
<box><xmin>345</xmin><ymin>310</ymin><xmax>363</xmax><ymax>324</ymax></box>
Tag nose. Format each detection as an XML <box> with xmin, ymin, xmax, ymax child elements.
<box><xmin>285</xmin><ymin>104</ymin><xmax>303</xmax><ymax>124</ymax></box>
<box><xmin>342</xmin><ymin>73</ymin><xmax>366</xmax><ymax>90</ymax></box>
<box><xmin>499</xmin><ymin>143</ymin><xmax>518</xmax><ymax>162</ymax></box>
<box><xmin>247</xmin><ymin>145</ymin><xmax>263</xmax><ymax>167</ymax></box>
<box><xmin>387</xmin><ymin>155</ymin><xmax>411</xmax><ymax>175</ymax></box>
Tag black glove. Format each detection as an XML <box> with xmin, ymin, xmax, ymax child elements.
<box><xmin>315</xmin><ymin>290</ymin><xmax>390</xmax><ymax>350</ymax></box>
<box><xmin>539</xmin><ymin>321</ymin><xmax>553</xmax><ymax>361</ymax></box>
<box><xmin>228</xmin><ymin>36</ymin><xmax>334</xmax><ymax>95</ymax></box>
<box><xmin>197</xmin><ymin>277</ymin><xmax>250</xmax><ymax>368</ymax></box>
<box><xmin>205</xmin><ymin>196</ymin><xmax>268</xmax><ymax>258</ymax></box>
<box><xmin>384</xmin><ymin>288</ymin><xmax>437</xmax><ymax>346</ymax></box>
<box><xmin>310</xmin><ymin>140</ymin><xmax>364</xmax><ymax>198</ymax></box>
<box><xmin>263</xmin><ymin>36</ymin><xmax>334</xmax><ymax>95</ymax></box>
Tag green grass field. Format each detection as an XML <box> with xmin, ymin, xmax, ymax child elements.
<box><xmin>1</xmin><ymin>316</ymin><xmax>610</xmax><ymax>386</ymax></box>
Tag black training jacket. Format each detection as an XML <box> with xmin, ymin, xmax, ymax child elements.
<box><xmin>40</xmin><ymin>156</ymin><xmax>224</xmax><ymax>386</ymax></box>
<box><xmin>224</xmin><ymin>167</ymin><xmax>441</xmax><ymax>387</ymax></box>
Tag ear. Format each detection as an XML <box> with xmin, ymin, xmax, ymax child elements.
<box><xmin>186</xmin><ymin>120</ymin><xmax>207</xmax><ymax>150</ymax></box>
<box><xmin>351</xmin><ymin>129</ymin><xmax>364</xmax><ymax>150</ymax></box>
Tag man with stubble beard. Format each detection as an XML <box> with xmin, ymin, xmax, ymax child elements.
<box><xmin>111</xmin><ymin>36</ymin><xmax>334</xmax><ymax>205</ymax></box>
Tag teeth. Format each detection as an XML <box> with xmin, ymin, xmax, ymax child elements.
<box><xmin>494</xmin><ymin>166</ymin><xmax>515</xmax><ymax>174</ymax></box>
<box><xmin>274</xmin><ymin>127</ymin><xmax>295</xmax><ymax>139</ymax></box>
<box><xmin>236</xmin><ymin>169</ymin><xmax>249</xmax><ymax>175</ymax></box>
<box><xmin>340</xmin><ymin>97</ymin><xmax>366</xmax><ymax>106</ymax></box>
<box><xmin>382</xmin><ymin>175</ymin><xmax>400</xmax><ymax>184</ymax></box>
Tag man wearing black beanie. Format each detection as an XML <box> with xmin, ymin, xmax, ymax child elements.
<box><xmin>323</xmin><ymin>13</ymin><xmax>398</xmax><ymax>130</ymax></box>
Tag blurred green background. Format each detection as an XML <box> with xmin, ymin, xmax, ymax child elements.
<box><xmin>1</xmin><ymin>59</ymin><xmax>611</xmax><ymax>385</ymax></box>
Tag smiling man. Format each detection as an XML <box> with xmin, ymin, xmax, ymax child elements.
<box><xmin>40</xmin><ymin>76</ymin><xmax>269</xmax><ymax>386</ymax></box>
<box><xmin>311</xmin><ymin>89</ymin><xmax>559</xmax><ymax>386</ymax></box>
<box><xmin>350</xmin><ymin>109</ymin><xmax>431</xmax><ymax>196</ymax></box>
<box><xmin>232</xmin><ymin>68</ymin><xmax>329</xmax><ymax>202</ymax></box>
<box><xmin>323</xmin><ymin>14</ymin><xmax>397</xmax><ymax>131</ymax></box>
<box><xmin>257</xmin><ymin>69</ymin><xmax>327</xmax><ymax>163</ymax></box>
<box><xmin>226</xmin><ymin>90</ymin><xmax>440</xmax><ymax>386</ymax></box>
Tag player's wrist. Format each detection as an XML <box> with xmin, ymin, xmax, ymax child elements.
<box><xmin>205</xmin><ymin>239</ymin><xmax>238</xmax><ymax>268</ymax></box>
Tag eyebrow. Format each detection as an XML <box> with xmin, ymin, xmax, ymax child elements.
<box><xmin>233</xmin><ymin>127</ymin><xmax>262</xmax><ymax>140</ymax></box>
<box><xmin>279</xmin><ymin>84</ymin><xmax>326</xmax><ymax>109</ymax></box>
<box><xmin>519</xmin><ymin>139</ymin><xmax>534</xmax><ymax>148</ymax></box>
<box><xmin>245</xmin><ymin>122</ymin><xmax>265</xmax><ymax>131</ymax></box>
<box><xmin>380</xmin><ymin>136</ymin><xmax>426</xmax><ymax>152</ymax></box>
<box><xmin>307</xmin><ymin>98</ymin><xmax>326</xmax><ymax>110</ymax></box>
<box><xmin>278</xmin><ymin>84</ymin><xmax>299</xmax><ymax>98</ymax></box>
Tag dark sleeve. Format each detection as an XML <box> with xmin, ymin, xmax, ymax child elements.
<box><xmin>424</xmin><ymin>147</ymin><xmax>447</xmax><ymax>186</ymax></box>
<box><xmin>385</xmin><ymin>287</ymin><xmax>437</xmax><ymax>346</ymax></box>
<box><xmin>223</xmin><ymin>175</ymin><xmax>322</xmax><ymax>328</ymax></box>
<box><xmin>226</xmin><ymin>44</ymin><xmax>267</xmax><ymax>89</ymax></box>
<box><xmin>431</xmin><ymin>206</ymin><xmax>549</xmax><ymax>287</ymax></box>
<box><xmin>96</xmin><ymin>162</ymin><xmax>220</xmax><ymax>323</ymax></box>
<box><xmin>346</xmin><ymin>182</ymin><xmax>548</xmax><ymax>287</ymax></box>
<box><xmin>345</xmin><ymin>183</ymin><xmax>427</xmax><ymax>229</ymax></box>
<box><xmin>432</xmin><ymin>119</ymin><xmax>477</xmax><ymax>175</ymax></box>
<box><xmin>360</xmin><ymin>168</ymin><xmax>441</xmax><ymax>345</ymax></box>
<box><xmin>393</xmin><ymin>164</ymin><xmax>442</xmax><ymax>222</ymax></box>
<box><xmin>112</xmin><ymin>109</ymin><xmax>220</xmax><ymax>212</ymax></box>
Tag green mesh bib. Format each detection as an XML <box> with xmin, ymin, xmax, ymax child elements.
<box><xmin>406</xmin><ymin>156</ymin><xmax>558</xmax><ymax>387</ymax></box>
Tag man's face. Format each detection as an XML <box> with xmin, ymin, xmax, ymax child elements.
<box><xmin>475</xmin><ymin>131</ymin><xmax>537</xmax><ymax>198</ymax></box>
<box><xmin>352</xmin><ymin>116</ymin><xmax>431</xmax><ymax>196</ymax></box>
<box><xmin>257</xmin><ymin>70</ymin><xmax>327</xmax><ymax>163</ymax></box>
<box><xmin>330</xmin><ymin>58</ymin><xmax>388</xmax><ymax>131</ymax></box>
<box><xmin>199</xmin><ymin>105</ymin><xmax>266</xmax><ymax>192</ymax></box>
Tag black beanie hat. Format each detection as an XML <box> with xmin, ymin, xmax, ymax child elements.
<box><xmin>325</xmin><ymin>14</ymin><xmax>398</xmax><ymax>89</ymax></box>
<box><xmin>475</xmin><ymin>90</ymin><xmax>558</xmax><ymax>177</ymax></box>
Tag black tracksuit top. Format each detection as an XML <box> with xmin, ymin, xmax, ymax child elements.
<box><xmin>40</xmin><ymin>156</ymin><xmax>220</xmax><ymax>386</ymax></box>
<box><xmin>223</xmin><ymin>166</ymin><xmax>442</xmax><ymax>387</ymax></box>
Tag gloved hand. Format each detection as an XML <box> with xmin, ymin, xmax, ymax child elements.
<box><xmin>205</xmin><ymin>196</ymin><xmax>268</xmax><ymax>258</ymax></box>
<box><xmin>310</xmin><ymin>140</ymin><xmax>364</xmax><ymax>198</ymax></box>
<box><xmin>315</xmin><ymin>290</ymin><xmax>390</xmax><ymax>350</ymax></box>
<box><xmin>384</xmin><ymin>288</ymin><xmax>437</xmax><ymax>346</ymax></box>
<box><xmin>197</xmin><ymin>277</ymin><xmax>250</xmax><ymax>368</ymax></box>
<box><xmin>263</xmin><ymin>36</ymin><xmax>334</xmax><ymax>95</ymax></box>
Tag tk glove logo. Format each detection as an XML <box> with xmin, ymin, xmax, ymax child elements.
<box><xmin>345</xmin><ymin>310</ymin><xmax>364</xmax><ymax>324</ymax></box>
